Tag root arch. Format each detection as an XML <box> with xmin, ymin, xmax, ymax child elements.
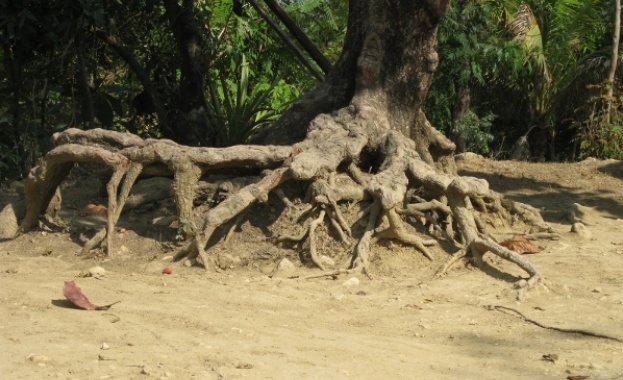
<box><xmin>19</xmin><ymin>102</ymin><xmax>556</xmax><ymax>299</ymax></box>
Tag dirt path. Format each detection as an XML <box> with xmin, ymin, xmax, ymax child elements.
<box><xmin>2</xmin><ymin>157</ymin><xmax>623</xmax><ymax>379</ymax></box>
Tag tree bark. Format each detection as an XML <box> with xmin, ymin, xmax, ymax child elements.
<box><xmin>76</xmin><ymin>48</ymin><xmax>95</xmax><ymax>129</ymax></box>
<box><xmin>606</xmin><ymin>0</ymin><xmax>621</xmax><ymax>122</ymax></box>
<box><xmin>450</xmin><ymin>86</ymin><xmax>469</xmax><ymax>153</ymax></box>
<box><xmin>259</xmin><ymin>1</ymin><xmax>454</xmax><ymax>166</ymax></box>
<box><xmin>162</xmin><ymin>0</ymin><xmax>211</xmax><ymax>146</ymax></box>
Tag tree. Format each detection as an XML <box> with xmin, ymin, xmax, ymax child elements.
<box><xmin>17</xmin><ymin>0</ymin><xmax>557</xmax><ymax>299</ymax></box>
<box><xmin>606</xmin><ymin>0</ymin><xmax>621</xmax><ymax>122</ymax></box>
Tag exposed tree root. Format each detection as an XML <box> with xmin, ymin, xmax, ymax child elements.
<box><xmin>20</xmin><ymin>128</ymin><xmax>291</xmax><ymax>257</ymax></box>
<box><xmin>372</xmin><ymin>208</ymin><xmax>437</xmax><ymax>260</ymax></box>
<box><xmin>349</xmin><ymin>200</ymin><xmax>381</xmax><ymax>273</ymax></box>
<box><xmin>19</xmin><ymin>110</ymin><xmax>550</xmax><ymax>299</ymax></box>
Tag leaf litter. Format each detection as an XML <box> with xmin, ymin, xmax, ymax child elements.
<box><xmin>63</xmin><ymin>280</ymin><xmax>120</xmax><ymax>310</ymax></box>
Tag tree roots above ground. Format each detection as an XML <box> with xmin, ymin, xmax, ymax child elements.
<box><xmin>19</xmin><ymin>111</ymin><xmax>558</xmax><ymax>300</ymax></box>
<box><xmin>15</xmin><ymin>2</ymin><xmax>561</xmax><ymax>300</ymax></box>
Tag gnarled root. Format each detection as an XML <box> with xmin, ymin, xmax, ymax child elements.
<box><xmin>20</xmin><ymin>128</ymin><xmax>291</xmax><ymax>256</ymax></box>
<box><xmin>372</xmin><ymin>208</ymin><xmax>437</xmax><ymax>260</ymax></box>
<box><xmin>21</xmin><ymin>107</ymin><xmax>548</xmax><ymax>300</ymax></box>
<box><xmin>436</xmin><ymin>236</ymin><xmax>541</xmax><ymax>301</ymax></box>
<box><xmin>349</xmin><ymin>200</ymin><xmax>381</xmax><ymax>273</ymax></box>
<box><xmin>173</xmin><ymin>167</ymin><xmax>290</xmax><ymax>269</ymax></box>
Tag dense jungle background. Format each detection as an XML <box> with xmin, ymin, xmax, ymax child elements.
<box><xmin>0</xmin><ymin>0</ymin><xmax>621</xmax><ymax>184</ymax></box>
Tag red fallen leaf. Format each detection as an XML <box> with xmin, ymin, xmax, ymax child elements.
<box><xmin>500</xmin><ymin>235</ymin><xmax>542</xmax><ymax>254</ymax></box>
<box><xmin>567</xmin><ymin>376</ymin><xmax>589</xmax><ymax>380</ymax></box>
<box><xmin>63</xmin><ymin>281</ymin><xmax>120</xmax><ymax>310</ymax></box>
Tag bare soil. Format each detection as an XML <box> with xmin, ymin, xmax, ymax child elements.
<box><xmin>2</xmin><ymin>156</ymin><xmax>623</xmax><ymax>380</ymax></box>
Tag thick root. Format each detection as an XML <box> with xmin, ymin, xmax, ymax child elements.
<box><xmin>372</xmin><ymin>208</ymin><xmax>437</xmax><ymax>260</ymax></box>
<box><xmin>21</xmin><ymin>109</ymin><xmax>547</xmax><ymax>300</ymax></box>
<box><xmin>349</xmin><ymin>200</ymin><xmax>381</xmax><ymax>273</ymax></box>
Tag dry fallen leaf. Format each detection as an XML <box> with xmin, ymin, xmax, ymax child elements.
<box><xmin>63</xmin><ymin>280</ymin><xmax>120</xmax><ymax>310</ymax></box>
<box><xmin>80</xmin><ymin>203</ymin><xmax>107</xmax><ymax>216</ymax></box>
<box><xmin>500</xmin><ymin>235</ymin><xmax>542</xmax><ymax>254</ymax></box>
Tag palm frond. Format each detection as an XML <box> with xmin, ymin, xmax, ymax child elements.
<box><xmin>507</xmin><ymin>3</ymin><xmax>551</xmax><ymax>83</ymax></box>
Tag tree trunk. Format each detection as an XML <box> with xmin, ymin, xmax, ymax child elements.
<box><xmin>162</xmin><ymin>0</ymin><xmax>211</xmax><ymax>146</ymax></box>
<box><xmin>259</xmin><ymin>0</ymin><xmax>456</xmax><ymax>172</ymax></box>
<box><xmin>450</xmin><ymin>86</ymin><xmax>470</xmax><ymax>153</ymax></box>
<box><xmin>606</xmin><ymin>0</ymin><xmax>621</xmax><ymax>122</ymax></box>
<box><xmin>76</xmin><ymin>48</ymin><xmax>95</xmax><ymax>129</ymax></box>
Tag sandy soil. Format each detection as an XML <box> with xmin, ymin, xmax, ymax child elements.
<box><xmin>1</xmin><ymin>156</ymin><xmax>623</xmax><ymax>380</ymax></box>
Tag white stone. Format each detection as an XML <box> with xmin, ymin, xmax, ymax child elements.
<box><xmin>274</xmin><ymin>258</ymin><xmax>296</xmax><ymax>277</ymax></box>
<box><xmin>342</xmin><ymin>277</ymin><xmax>360</xmax><ymax>288</ymax></box>
<box><xmin>570</xmin><ymin>223</ymin><xmax>592</xmax><ymax>240</ymax></box>
<box><xmin>27</xmin><ymin>354</ymin><xmax>52</xmax><ymax>364</ymax></box>
<box><xmin>319</xmin><ymin>255</ymin><xmax>335</xmax><ymax>268</ymax></box>
<box><xmin>88</xmin><ymin>266</ymin><xmax>106</xmax><ymax>279</ymax></box>
<box><xmin>0</xmin><ymin>202</ymin><xmax>21</xmax><ymax>239</ymax></box>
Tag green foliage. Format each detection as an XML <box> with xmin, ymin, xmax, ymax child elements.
<box><xmin>1</xmin><ymin>0</ymin><xmax>618</xmax><ymax>184</ymax></box>
<box><xmin>486</xmin><ymin>0</ymin><xmax>612</xmax><ymax>158</ymax></box>
<box><xmin>576</xmin><ymin>109</ymin><xmax>623</xmax><ymax>160</ymax></box>
<box><xmin>455</xmin><ymin>110</ymin><xmax>496</xmax><ymax>155</ymax></box>
<box><xmin>0</xmin><ymin>0</ymin><xmax>346</xmax><ymax>182</ymax></box>
<box><xmin>575</xmin><ymin>85</ymin><xmax>623</xmax><ymax>160</ymax></box>
<box><xmin>207</xmin><ymin>56</ymin><xmax>284</xmax><ymax>146</ymax></box>
<box><xmin>426</xmin><ymin>0</ymin><xmax>617</xmax><ymax>159</ymax></box>
<box><xmin>425</xmin><ymin>0</ymin><xmax>524</xmax><ymax>149</ymax></box>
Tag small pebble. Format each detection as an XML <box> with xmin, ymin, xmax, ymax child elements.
<box><xmin>319</xmin><ymin>255</ymin><xmax>335</xmax><ymax>268</ymax></box>
<box><xmin>589</xmin><ymin>362</ymin><xmax>603</xmax><ymax>370</ymax></box>
<box><xmin>183</xmin><ymin>259</ymin><xmax>197</xmax><ymax>268</ymax></box>
<box><xmin>141</xmin><ymin>365</ymin><xmax>151</xmax><ymax>375</ymax></box>
<box><xmin>570</xmin><ymin>223</ymin><xmax>592</xmax><ymax>239</ymax></box>
<box><xmin>274</xmin><ymin>258</ymin><xmax>296</xmax><ymax>277</ymax></box>
<box><xmin>88</xmin><ymin>266</ymin><xmax>106</xmax><ymax>279</ymax></box>
<box><xmin>342</xmin><ymin>277</ymin><xmax>360</xmax><ymax>287</ymax></box>
<box><xmin>101</xmin><ymin>342</ymin><xmax>110</xmax><ymax>350</ymax></box>
<box><xmin>27</xmin><ymin>354</ymin><xmax>52</xmax><ymax>364</ymax></box>
<box><xmin>333</xmin><ymin>294</ymin><xmax>346</xmax><ymax>301</ymax></box>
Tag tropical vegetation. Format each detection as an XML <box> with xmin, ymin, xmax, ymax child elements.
<box><xmin>0</xmin><ymin>0</ymin><xmax>620</xmax><ymax>183</ymax></box>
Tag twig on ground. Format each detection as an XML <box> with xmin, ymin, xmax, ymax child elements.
<box><xmin>491</xmin><ymin>305</ymin><xmax>623</xmax><ymax>342</ymax></box>
<box><xmin>305</xmin><ymin>268</ymin><xmax>353</xmax><ymax>280</ymax></box>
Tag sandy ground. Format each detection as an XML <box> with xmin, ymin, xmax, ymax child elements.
<box><xmin>1</xmin><ymin>156</ymin><xmax>623</xmax><ymax>380</ymax></box>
